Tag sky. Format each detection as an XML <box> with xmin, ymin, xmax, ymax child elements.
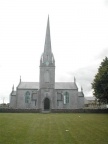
<box><xmin>0</xmin><ymin>0</ymin><xmax>108</xmax><ymax>104</ymax></box>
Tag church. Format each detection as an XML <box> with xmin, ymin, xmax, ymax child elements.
<box><xmin>10</xmin><ymin>17</ymin><xmax>84</xmax><ymax>111</ymax></box>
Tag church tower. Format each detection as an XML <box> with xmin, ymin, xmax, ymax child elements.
<box><xmin>39</xmin><ymin>16</ymin><xmax>55</xmax><ymax>111</ymax></box>
<box><xmin>40</xmin><ymin>16</ymin><xmax>55</xmax><ymax>89</ymax></box>
<box><xmin>9</xmin><ymin>16</ymin><xmax>84</xmax><ymax>110</ymax></box>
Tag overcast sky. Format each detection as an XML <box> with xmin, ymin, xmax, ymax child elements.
<box><xmin>0</xmin><ymin>0</ymin><xmax>108</xmax><ymax>103</ymax></box>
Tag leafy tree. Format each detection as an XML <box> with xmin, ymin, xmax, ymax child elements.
<box><xmin>92</xmin><ymin>57</ymin><xmax>108</xmax><ymax>104</ymax></box>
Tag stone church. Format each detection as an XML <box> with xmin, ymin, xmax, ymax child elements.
<box><xmin>10</xmin><ymin>17</ymin><xmax>84</xmax><ymax>111</ymax></box>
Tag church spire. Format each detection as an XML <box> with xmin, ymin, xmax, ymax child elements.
<box><xmin>40</xmin><ymin>16</ymin><xmax>55</xmax><ymax>66</ymax></box>
<box><xmin>44</xmin><ymin>15</ymin><xmax>52</xmax><ymax>54</ymax></box>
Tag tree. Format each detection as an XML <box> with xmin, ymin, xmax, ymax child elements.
<box><xmin>92</xmin><ymin>57</ymin><xmax>108</xmax><ymax>104</ymax></box>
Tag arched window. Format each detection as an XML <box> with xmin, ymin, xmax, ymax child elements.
<box><xmin>64</xmin><ymin>92</ymin><xmax>69</xmax><ymax>104</ymax></box>
<box><xmin>25</xmin><ymin>91</ymin><xmax>30</xmax><ymax>103</ymax></box>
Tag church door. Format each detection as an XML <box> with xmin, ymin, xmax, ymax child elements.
<box><xmin>44</xmin><ymin>98</ymin><xmax>50</xmax><ymax>110</ymax></box>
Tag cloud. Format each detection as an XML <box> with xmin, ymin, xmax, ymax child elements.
<box><xmin>67</xmin><ymin>48</ymin><xmax>108</xmax><ymax>96</ymax></box>
<box><xmin>96</xmin><ymin>48</ymin><xmax>108</xmax><ymax>60</ymax></box>
<box><xmin>105</xmin><ymin>0</ymin><xmax>108</xmax><ymax>6</ymax></box>
<box><xmin>67</xmin><ymin>64</ymin><xmax>99</xmax><ymax>96</ymax></box>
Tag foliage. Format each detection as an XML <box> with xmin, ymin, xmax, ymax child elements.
<box><xmin>0</xmin><ymin>114</ymin><xmax>108</xmax><ymax>144</ymax></box>
<box><xmin>92</xmin><ymin>57</ymin><xmax>108</xmax><ymax>103</ymax></box>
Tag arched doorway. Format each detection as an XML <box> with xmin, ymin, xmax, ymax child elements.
<box><xmin>44</xmin><ymin>98</ymin><xmax>50</xmax><ymax>110</ymax></box>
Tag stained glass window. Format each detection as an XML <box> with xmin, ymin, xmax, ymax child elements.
<box><xmin>64</xmin><ymin>92</ymin><xmax>69</xmax><ymax>104</ymax></box>
<box><xmin>25</xmin><ymin>91</ymin><xmax>30</xmax><ymax>103</ymax></box>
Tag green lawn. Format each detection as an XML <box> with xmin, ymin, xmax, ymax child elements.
<box><xmin>0</xmin><ymin>113</ymin><xmax>108</xmax><ymax>144</ymax></box>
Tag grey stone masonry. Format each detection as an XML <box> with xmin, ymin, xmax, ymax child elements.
<box><xmin>9</xmin><ymin>16</ymin><xmax>84</xmax><ymax>111</ymax></box>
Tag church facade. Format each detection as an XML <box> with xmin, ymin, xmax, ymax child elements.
<box><xmin>10</xmin><ymin>17</ymin><xmax>84</xmax><ymax>111</ymax></box>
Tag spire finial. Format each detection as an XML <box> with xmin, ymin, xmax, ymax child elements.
<box><xmin>12</xmin><ymin>85</ymin><xmax>14</xmax><ymax>91</ymax></box>
<box><xmin>20</xmin><ymin>76</ymin><xmax>21</xmax><ymax>83</ymax></box>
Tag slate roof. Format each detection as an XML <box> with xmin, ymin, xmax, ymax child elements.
<box><xmin>55</xmin><ymin>82</ymin><xmax>77</xmax><ymax>90</ymax></box>
<box><xmin>85</xmin><ymin>97</ymin><xmax>95</xmax><ymax>101</ymax></box>
<box><xmin>18</xmin><ymin>82</ymin><xmax>39</xmax><ymax>89</ymax></box>
<box><xmin>18</xmin><ymin>82</ymin><xmax>78</xmax><ymax>90</ymax></box>
<box><xmin>84</xmin><ymin>97</ymin><xmax>95</xmax><ymax>104</ymax></box>
<box><xmin>11</xmin><ymin>91</ymin><xmax>16</xmax><ymax>96</ymax></box>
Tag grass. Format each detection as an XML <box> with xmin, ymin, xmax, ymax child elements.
<box><xmin>0</xmin><ymin>113</ymin><xmax>108</xmax><ymax>144</ymax></box>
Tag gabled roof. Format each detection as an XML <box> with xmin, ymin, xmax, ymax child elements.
<box><xmin>55</xmin><ymin>82</ymin><xmax>78</xmax><ymax>90</ymax></box>
<box><xmin>18</xmin><ymin>82</ymin><xmax>39</xmax><ymax>89</ymax></box>
<box><xmin>18</xmin><ymin>82</ymin><xmax>78</xmax><ymax>90</ymax></box>
<box><xmin>11</xmin><ymin>91</ymin><xmax>16</xmax><ymax>96</ymax></box>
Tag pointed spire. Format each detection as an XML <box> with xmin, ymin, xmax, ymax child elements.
<box><xmin>12</xmin><ymin>85</ymin><xmax>14</xmax><ymax>91</ymax></box>
<box><xmin>74</xmin><ymin>76</ymin><xmax>76</xmax><ymax>83</ymax></box>
<box><xmin>44</xmin><ymin>15</ymin><xmax>52</xmax><ymax>54</ymax></box>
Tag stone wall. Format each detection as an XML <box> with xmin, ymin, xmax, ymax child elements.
<box><xmin>0</xmin><ymin>109</ymin><xmax>40</xmax><ymax>113</ymax></box>
<box><xmin>51</xmin><ymin>109</ymin><xmax>108</xmax><ymax>113</ymax></box>
<box><xmin>0</xmin><ymin>108</ymin><xmax>108</xmax><ymax>113</ymax></box>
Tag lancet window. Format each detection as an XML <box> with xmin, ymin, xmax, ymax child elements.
<box><xmin>64</xmin><ymin>92</ymin><xmax>69</xmax><ymax>104</ymax></box>
<box><xmin>25</xmin><ymin>91</ymin><xmax>30</xmax><ymax>103</ymax></box>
